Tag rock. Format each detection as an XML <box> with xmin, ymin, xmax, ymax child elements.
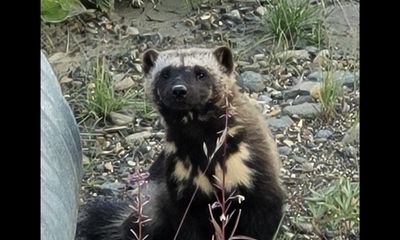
<box><xmin>293</xmin><ymin>156</ymin><xmax>307</xmax><ymax>164</ymax></box>
<box><xmin>60</xmin><ymin>76</ymin><xmax>73</xmax><ymax>84</ymax></box>
<box><xmin>133</xmin><ymin>63</ymin><xmax>143</xmax><ymax>74</ymax></box>
<box><xmin>258</xmin><ymin>61</ymin><xmax>268</xmax><ymax>68</ymax></box>
<box><xmin>127</xmin><ymin>160</ymin><xmax>136</xmax><ymax>166</ymax></box>
<box><xmin>126</xmin><ymin>26</ymin><xmax>139</xmax><ymax>36</ymax></box>
<box><xmin>302</xmin><ymin>162</ymin><xmax>314</xmax><ymax>172</ymax></box>
<box><xmin>266</xmin><ymin>116</ymin><xmax>294</xmax><ymax>130</ymax></box>
<box><xmin>278</xmin><ymin>146</ymin><xmax>292</xmax><ymax>156</ymax></box>
<box><xmin>309</xmin><ymin>83</ymin><xmax>321</xmax><ymax>99</ymax></box>
<box><xmin>104</xmin><ymin>162</ymin><xmax>114</xmax><ymax>172</ymax></box>
<box><xmin>109</xmin><ymin>112</ymin><xmax>134</xmax><ymax>126</ymax></box>
<box><xmin>99</xmin><ymin>181</ymin><xmax>126</xmax><ymax>193</ymax></box>
<box><xmin>139</xmin><ymin>32</ymin><xmax>163</xmax><ymax>44</ymax></box>
<box><xmin>255</xmin><ymin>6</ymin><xmax>266</xmax><ymax>16</ymax></box>
<box><xmin>315</xmin><ymin>129</ymin><xmax>333</xmax><ymax>139</ymax></box>
<box><xmin>125</xmin><ymin>131</ymin><xmax>152</xmax><ymax>145</ymax></box>
<box><xmin>223</xmin><ymin>10</ymin><xmax>242</xmax><ymax>23</ymax></box>
<box><xmin>237</xmin><ymin>71</ymin><xmax>265</xmax><ymax>92</ymax></box>
<box><xmin>308</xmin><ymin>70</ymin><xmax>358</xmax><ymax>88</ymax></box>
<box><xmin>241</xmin><ymin>63</ymin><xmax>260</xmax><ymax>72</ymax></box>
<box><xmin>333</xmin><ymin>70</ymin><xmax>358</xmax><ymax>87</ymax></box>
<box><xmin>112</xmin><ymin>73</ymin><xmax>125</xmax><ymax>82</ymax></box>
<box><xmin>257</xmin><ymin>94</ymin><xmax>272</xmax><ymax>104</ymax></box>
<box><xmin>114</xmin><ymin>77</ymin><xmax>134</xmax><ymax>91</ymax></box>
<box><xmin>292</xmin><ymin>95</ymin><xmax>315</xmax><ymax>105</ymax></box>
<box><xmin>282</xmin><ymin>103</ymin><xmax>321</xmax><ymax>118</ymax></box>
<box><xmin>342</xmin><ymin>122</ymin><xmax>359</xmax><ymax>144</ymax></box>
<box><xmin>253</xmin><ymin>53</ymin><xmax>265</xmax><ymax>61</ymax></box>
<box><xmin>307</xmin><ymin>70</ymin><xmax>323</xmax><ymax>81</ymax></box>
<box><xmin>304</xmin><ymin>46</ymin><xmax>319</xmax><ymax>54</ymax></box>
<box><xmin>276</xmin><ymin>50</ymin><xmax>310</xmax><ymax>60</ymax></box>
<box><xmin>283</xmin><ymin>81</ymin><xmax>320</xmax><ymax>99</ymax></box>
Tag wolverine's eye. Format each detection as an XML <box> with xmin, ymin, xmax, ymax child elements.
<box><xmin>161</xmin><ymin>68</ymin><xmax>170</xmax><ymax>79</ymax></box>
<box><xmin>194</xmin><ymin>66</ymin><xmax>207</xmax><ymax>80</ymax></box>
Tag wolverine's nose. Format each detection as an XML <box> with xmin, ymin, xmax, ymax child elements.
<box><xmin>172</xmin><ymin>85</ymin><xmax>187</xmax><ymax>98</ymax></box>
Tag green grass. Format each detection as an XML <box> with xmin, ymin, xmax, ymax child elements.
<box><xmin>41</xmin><ymin>0</ymin><xmax>87</xmax><ymax>23</ymax></box>
<box><xmin>86</xmin><ymin>56</ymin><xmax>136</xmax><ymax>118</ymax></box>
<box><xmin>304</xmin><ymin>177</ymin><xmax>359</xmax><ymax>237</ymax></box>
<box><xmin>263</xmin><ymin>0</ymin><xmax>327</xmax><ymax>48</ymax></box>
<box><xmin>319</xmin><ymin>64</ymin><xmax>342</xmax><ymax>122</ymax></box>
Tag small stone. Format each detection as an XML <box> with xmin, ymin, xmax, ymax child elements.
<box><xmin>126</xmin><ymin>26</ymin><xmax>139</xmax><ymax>36</ymax></box>
<box><xmin>223</xmin><ymin>10</ymin><xmax>242</xmax><ymax>23</ymax></box>
<box><xmin>309</xmin><ymin>83</ymin><xmax>321</xmax><ymax>99</ymax></box>
<box><xmin>82</xmin><ymin>154</ymin><xmax>90</xmax><ymax>165</ymax></box>
<box><xmin>302</xmin><ymin>162</ymin><xmax>314</xmax><ymax>172</ymax></box>
<box><xmin>253</xmin><ymin>53</ymin><xmax>265</xmax><ymax>61</ymax></box>
<box><xmin>283</xmin><ymin>81</ymin><xmax>320</xmax><ymax>99</ymax></box>
<box><xmin>114</xmin><ymin>77</ymin><xmax>135</xmax><ymax>91</ymax></box>
<box><xmin>333</xmin><ymin>70</ymin><xmax>358</xmax><ymax>87</ymax></box>
<box><xmin>241</xmin><ymin>63</ymin><xmax>260</xmax><ymax>72</ymax></box>
<box><xmin>315</xmin><ymin>129</ymin><xmax>333</xmax><ymax>139</ymax></box>
<box><xmin>342</xmin><ymin>122</ymin><xmax>359</xmax><ymax>144</ymax></box>
<box><xmin>307</xmin><ymin>70</ymin><xmax>323</xmax><ymax>81</ymax></box>
<box><xmin>60</xmin><ymin>76</ymin><xmax>73</xmax><ymax>84</ymax></box>
<box><xmin>125</xmin><ymin>131</ymin><xmax>152</xmax><ymax>145</ymax></box>
<box><xmin>237</xmin><ymin>71</ymin><xmax>265</xmax><ymax>92</ymax></box>
<box><xmin>127</xmin><ymin>160</ymin><xmax>136</xmax><ymax>166</ymax></box>
<box><xmin>258</xmin><ymin>61</ymin><xmax>268</xmax><ymax>68</ymax></box>
<box><xmin>276</xmin><ymin>50</ymin><xmax>310</xmax><ymax>60</ymax></box>
<box><xmin>133</xmin><ymin>63</ymin><xmax>143</xmax><ymax>74</ymax></box>
<box><xmin>255</xmin><ymin>6</ymin><xmax>266</xmax><ymax>16</ymax></box>
<box><xmin>283</xmin><ymin>139</ymin><xmax>294</xmax><ymax>147</ymax></box>
<box><xmin>110</xmin><ymin>112</ymin><xmax>134</xmax><ymax>125</ymax></box>
<box><xmin>292</xmin><ymin>95</ymin><xmax>315</xmax><ymax>105</ymax></box>
<box><xmin>112</xmin><ymin>73</ymin><xmax>125</xmax><ymax>82</ymax></box>
<box><xmin>293</xmin><ymin>156</ymin><xmax>307</xmax><ymax>163</ymax></box>
<box><xmin>282</xmin><ymin>103</ymin><xmax>321</xmax><ymax>118</ymax></box>
<box><xmin>99</xmin><ymin>181</ymin><xmax>125</xmax><ymax>193</ymax></box>
<box><xmin>257</xmin><ymin>94</ymin><xmax>272</xmax><ymax>104</ymax></box>
<box><xmin>278</xmin><ymin>146</ymin><xmax>292</xmax><ymax>156</ymax></box>
<box><xmin>266</xmin><ymin>116</ymin><xmax>294</xmax><ymax>130</ymax></box>
<box><xmin>104</xmin><ymin>162</ymin><xmax>113</xmax><ymax>172</ymax></box>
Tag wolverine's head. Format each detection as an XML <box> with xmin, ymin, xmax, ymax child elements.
<box><xmin>142</xmin><ymin>47</ymin><xmax>235</xmax><ymax>112</ymax></box>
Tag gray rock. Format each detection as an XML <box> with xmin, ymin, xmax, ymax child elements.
<box><xmin>307</xmin><ymin>70</ymin><xmax>323</xmax><ymax>81</ymax></box>
<box><xmin>110</xmin><ymin>112</ymin><xmax>134</xmax><ymax>126</ymax></box>
<box><xmin>307</xmin><ymin>69</ymin><xmax>359</xmax><ymax>88</ymax></box>
<box><xmin>257</xmin><ymin>94</ymin><xmax>272</xmax><ymax>104</ymax></box>
<box><xmin>125</xmin><ymin>131</ymin><xmax>152</xmax><ymax>145</ymax></box>
<box><xmin>255</xmin><ymin>6</ymin><xmax>266</xmax><ymax>16</ymax></box>
<box><xmin>99</xmin><ymin>181</ymin><xmax>126</xmax><ymax>193</ymax></box>
<box><xmin>237</xmin><ymin>71</ymin><xmax>265</xmax><ymax>92</ymax></box>
<box><xmin>315</xmin><ymin>129</ymin><xmax>333</xmax><ymax>139</ymax></box>
<box><xmin>112</xmin><ymin>73</ymin><xmax>125</xmax><ymax>82</ymax></box>
<box><xmin>139</xmin><ymin>32</ymin><xmax>163</xmax><ymax>44</ymax></box>
<box><xmin>114</xmin><ymin>77</ymin><xmax>134</xmax><ymax>91</ymax></box>
<box><xmin>223</xmin><ymin>10</ymin><xmax>242</xmax><ymax>23</ymax></box>
<box><xmin>126</xmin><ymin>26</ymin><xmax>139</xmax><ymax>36</ymax></box>
<box><xmin>333</xmin><ymin>70</ymin><xmax>358</xmax><ymax>87</ymax></box>
<box><xmin>292</xmin><ymin>95</ymin><xmax>315</xmax><ymax>105</ymax></box>
<box><xmin>283</xmin><ymin>103</ymin><xmax>321</xmax><ymax>118</ymax></box>
<box><xmin>266</xmin><ymin>116</ymin><xmax>294</xmax><ymax>130</ymax></box>
<box><xmin>276</xmin><ymin>50</ymin><xmax>310</xmax><ymax>60</ymax></box>
<box><xmin>283</xmin><ymin>81</ymin><xmax>320</xmax><ymax>99</ymax></box>
<box><xmin>278</xmin><ymin>146</ymin><xmax>292</xmax><ymax>156</ymax></box>
<box><xmin>253</xmin><ymin>53</ymin><xmax>265</xmax><ymax>61</ymax></box>
<box><xmin>342</xmin><ymin>122</ymin><xmax>359</xmax><ymax>144</ymax></box>
<box><xmin>293</xmin><ymin>156</ymin><xmax>307</xmax><ymax>163</ymax></box>
<box><xmin>241</xmin><ymin>63</ymin><xmax>260</xmax><ymax>72</ymax></box>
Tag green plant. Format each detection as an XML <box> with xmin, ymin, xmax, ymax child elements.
<box><xmin>319</xmin><ymin>65</ymin><xmax>342</xmax><ymax>121</ymax></box>
<box><xmin>86</xmin><ymin>56</ymin><xmax>135</xmax><ymax>118</ymax></box>
<box><xmin>41</xmin><ymin>0</ymin><xmax>87</xmax><ymax>23</ymax></box>
<box><xmin>304</xmin><ymin>177</ymin><xmax>359</xmax><ymax>237</ymax></box>
<box><xmin>263</xmin><ymin>0</ymin><xmax>327</xmax><ymax>47</ymax></box>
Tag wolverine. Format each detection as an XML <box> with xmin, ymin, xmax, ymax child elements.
<box><xmin>77</xmin><ymin>46</ymin><xmax>285</xmax><ymax>240</ymax></box>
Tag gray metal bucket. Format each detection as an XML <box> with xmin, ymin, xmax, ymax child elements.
<box><xmin>41</xmin><ymin>51</ymin><xmax>82</xmax><ymax>240</ymax></box>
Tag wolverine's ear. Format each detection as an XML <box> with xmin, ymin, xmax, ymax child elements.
<box><xmin>142</xmin><ymin>49</ymin><xmax>159</xmax><ymax>74</ymax></box>
<box><xmin>213</xmin><ymin>46</ymin><xmax>234</xmax><ymax>74</ymax></box>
